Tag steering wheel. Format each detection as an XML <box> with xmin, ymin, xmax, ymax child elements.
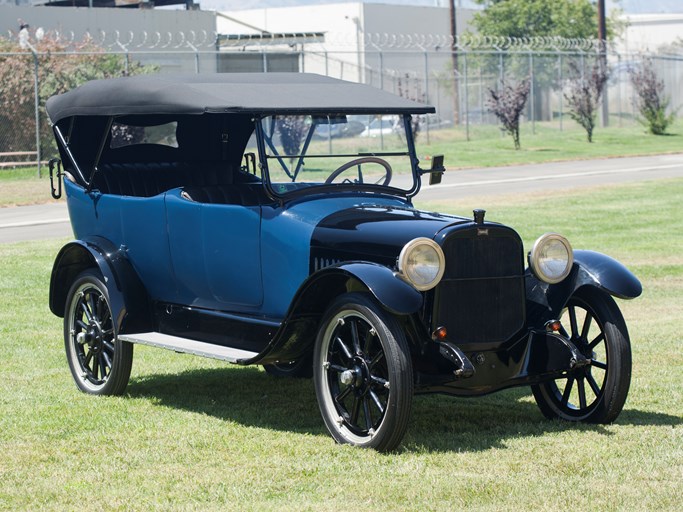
<box><xmin>324</xmin><ymin>157</ymin><xmax>393</xmax><ymax>186</ymax></box>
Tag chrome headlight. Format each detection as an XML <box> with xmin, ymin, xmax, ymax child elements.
<box><xmin>397</xmin><ymin>238</ymin><xmax>445</xmax><ymax>291</ymax></box>
<box><xmin>529</xmin><ymin>233</ymin><xmax>574</xmax><ymax>284</ymax></box>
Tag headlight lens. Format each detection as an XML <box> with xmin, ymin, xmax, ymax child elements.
<box><xmin>398</xmin><ymin>238</ymin><xmax>445</xmax><ymax>291</ymax></box>
<box><xmin>529</xmin><ymin>233</ymin><xmax>573</xmax><ymax>284</ymax></box>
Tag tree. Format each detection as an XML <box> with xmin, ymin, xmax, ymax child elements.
<box><xmin>0</xmin><ymin>31</ymin><xmax>156</xmax><ymax>156</ymax></box>
<box><xmin>397</xmin><ymin>73</ymin><xmax>424</xmax><ymax>140</ymax></box>
<box><xmin>564</xmin><ymin>61</ymin><xmax>609</xmax><ymax>143</ymax></box>
<box><xmin>470</xmin><ymin>1</ymin><xmax>623</xmax><ymax>123</ymax></box>
<box><xmin>470</xmin><ymin>0</ymin><xmax>619</xmax><ymax>40</ymax></box>
<box><xmin>630</xmin><ymin>58</ymin><xmax>676</xmax><ymax>135</ymax></box>
<box><xmin>487</xmin><ymin>77</ymin><xmax>531</xmax><ymax>150</ymax></box>
<box><xmin>277</xmin><ymin>116</ymin><xmax>307</xmax><ymax>158</ymax></box>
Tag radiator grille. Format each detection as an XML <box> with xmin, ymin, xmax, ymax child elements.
<box><xmin>433</xmin><ymin>226</ymin><xmax>525</xmax><ymax>344</ymax></box>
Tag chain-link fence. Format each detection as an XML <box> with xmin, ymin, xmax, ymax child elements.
<box><xmin>2</xmin><ymin>30</ymin><xmax>682</xmax><ymax>175</ymax></box>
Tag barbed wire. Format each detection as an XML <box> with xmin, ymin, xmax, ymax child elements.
<box><xmin>6</xmin><ymin>27</ymin><xmax>611</xmax><ymax>53</ymax></box>
<box><xmin>5</xmin><ymin>28</ymin><xmax>221</xmax><ymax>51</ymax></box>
<box><xmin>222</xmin><ymin>32</ymin><xmax>607</xmax><ymax>52</ymax></box>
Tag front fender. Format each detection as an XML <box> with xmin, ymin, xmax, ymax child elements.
<box><xmin>526</xmin><ymin>250</ymin><xmax>641</xmax><ymax>323</ymax></box>
<box><xmin>49</xmin><ymin>236</ymin><xmax>151</xmax><ymax>334</ymax></box>
<box><xmin>239</xmin><ymin>261</ymin><xmax>422</xmax><ymax>365</ymax></box>
<box><xmin>323</xmin><ymin>262</ymin><xmax>424</xmax><ymax>315</ymax></box>
<box><xmin>572</xmin><ymin>250</ymin><xmax>642</xmax><ymax>299</ymax></box>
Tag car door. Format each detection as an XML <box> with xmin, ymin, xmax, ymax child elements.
<box><xmin>164</xmin><ymin>190</ymin><xmax>263</xmax><ymax>311</ymax></box>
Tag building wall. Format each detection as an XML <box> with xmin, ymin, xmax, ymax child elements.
<box><xmin>217</xmin><ymin>2</ymin><xmax>474</xmax><ymax>86</ymax></box>
<box><xmin>619</xmin><ymin>14</ymin><xmax>683</xmax><ymax>53</ymax></box>
<box><xmin>217</xmin><ymin>3</ymin><xmax>366</xmax><ymax>80</ymax></box>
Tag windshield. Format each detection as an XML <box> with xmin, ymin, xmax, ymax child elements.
<box><xmin>256</xmin><ymin>114</ymin><xmax>418</xmax><ymax>196</ymax></box>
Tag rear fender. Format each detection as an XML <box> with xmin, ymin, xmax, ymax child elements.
<box><xmin>49</xmin><ymin>237</ymin><xmax>152</xmax><ymax>334</ymax></box>
<box><xmin>526</xmin><ymin>250</ymin><xmax>642</xmax><ymax>324</ymax></box>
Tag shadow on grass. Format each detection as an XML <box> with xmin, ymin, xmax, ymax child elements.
<box><xmin>126</xmin><ymin>366</ymin><xmax>681</xmax><ymax>454</ymax></box>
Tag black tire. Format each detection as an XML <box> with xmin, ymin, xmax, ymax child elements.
<box><xmin>64</xmin><ymin>269</ymin><xmax>133</xmax><ymax>396</ymax></box>
<box><xmin>313</xmin><ymin>293</ymin><xmax>413</xmax><ymax>451</ymax></box>
<box><xmin>263</xmin><ymin>353</ymin><xmax>313</xmax><ymax>379</ymax></box>
<box><xmin>532</xmin><ymin>288</ymin><xmax>631</xmax><ymax>423</ymax></box>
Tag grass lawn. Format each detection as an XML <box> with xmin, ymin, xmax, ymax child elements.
<box><xmin>415</xmin><ymin>119</ymin><xmax>683</xmax><ymax>169</ymax></box>
<box><xmin>2</xmin><ymin>119</ymin><xmax>683</xmax><ymax>207</ymax></box>
<box><xmin>0</xmin><ymin>178</ymin><xmax>681</xmax><ymax>510</ymax></box>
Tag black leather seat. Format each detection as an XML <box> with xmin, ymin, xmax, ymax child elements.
<box><xmin>181</xmin><ymin>184</ymin><xmax>271</xmax><ymax>206</ymax></box>
<box><xmin>92</xmin><ymin>161</ymin><xmax>231</xmax><ymax>197</ymax></box>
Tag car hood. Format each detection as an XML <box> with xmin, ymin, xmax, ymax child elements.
<box><xmin>311</xmin><ymin>204</ymin><xmax>469</xmax><ymax>267</ymax></box>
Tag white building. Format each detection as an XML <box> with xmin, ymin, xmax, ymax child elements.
<box><xmin>619</xmin><ymin>13</ymin><xmax>683</xmax><ymax>53</ymax></box>
<box><xmin>218</xmin><ymin>3</ymin><xmax>474</xmax><ymax>82</ymax></box>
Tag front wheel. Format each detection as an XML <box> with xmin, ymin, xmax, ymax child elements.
<box><xmin>313</xmin><ymin>293</ymin><xmax>413</xmax><ymax>451</ymax></box>
<box><xmin>64</xmin><ymin>270</ymin><xmax>133</xmax><ymax>396</ymax></box>
<box><xmin>532</xmin><ymin>288</ymin><xmax>631</xmax><ymax>423</ymax></box>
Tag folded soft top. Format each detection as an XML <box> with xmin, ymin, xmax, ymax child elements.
<box><xmin>46</xmin><ymin>72</ymin><xmax>434</xmax><ymax>123</ymax></box>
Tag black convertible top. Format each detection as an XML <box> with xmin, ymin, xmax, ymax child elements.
<box><xmin>46</xmin><ymin>73</ymin><xmax>434</xmax><ymax>123</ymax></box>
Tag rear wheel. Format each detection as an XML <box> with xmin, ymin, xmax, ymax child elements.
<box><xmin>64</xmin><ymin>270</ymin><xmax>133</xmax><ymax>396</ymax></box>
<box><xmin>313</xmin><ymin>293</ymin><xmax>413</xmax><ymax>451</ymax></box>
<box><xmin>532</xmin><ymin>288</ymin><xmax>631</xmax><ymax>423</ymax></box>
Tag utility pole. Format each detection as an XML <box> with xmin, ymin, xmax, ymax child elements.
<box><xmin>598</xmin><ymin>0</ymin><xmax>609</xmax><ymax>127</ymax></box>
<box><xmin>449</xmin><ymin>0</ymin><xmax>459</xmax><ymax>125</ymax></box>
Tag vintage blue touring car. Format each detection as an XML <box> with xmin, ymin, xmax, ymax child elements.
<box><xmin>47</xmin><ymin>73</ymin><xmax>641</xmax><ymax>451</ymax></box>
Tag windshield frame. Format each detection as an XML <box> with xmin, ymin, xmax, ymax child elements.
<box><xmin>254</xmin><ymin>112</ymin><xmax>422</xmax><ymax>202</ymax></box>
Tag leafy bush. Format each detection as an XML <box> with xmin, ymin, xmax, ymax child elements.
<box><xmin>629</xmin><ymin>58</ymin><xmax>676</xmax><ymax>135</ymax></box>
<box><xmin>0</xmin><ymin>31</ymin><xmax>156</xmax><ymax>156</ymax></box>
<box><xmin>277</xmin><ymin>116</ymin><xmax>307</xmax><ymax>157</ymax></box>
<box><xmin>487</xmin><ymin>78</ymin><xmax>531</xmax><ymax>150</ymax></box>
<box><xmin>564</xmin><ymin>61</ymin><xmax>609</xmax><ymax>143</ymax></box>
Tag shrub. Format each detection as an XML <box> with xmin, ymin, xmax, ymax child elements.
<box><xmin>564</xmin><ymin>61</ymin><xmax>609</xmax><ymax>143</ymax></box>
<box><xmin>487</xmin><ymin>78</ymin><xmax>531</xmax><ymax>150</ymax></box>
<box><xmin>629</xmin><ymin>58</ymin><xmax>676</xmax><ymax>135</ymax></box>
<box><xmin>0</xmin><ymin>30</ymin><xmax>156</xmax><ymax>156</ymax></box>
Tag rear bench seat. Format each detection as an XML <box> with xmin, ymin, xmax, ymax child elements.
<box><xmin>91</xmin><ymin>161</ymin><xmax>230</xmax><ymax>198</ymax></box>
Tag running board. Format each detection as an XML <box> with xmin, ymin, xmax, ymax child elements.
<box><xmin>118</xmin><ymin>332</ymin><xmax>258</xmax><ymax>363</ymax></box>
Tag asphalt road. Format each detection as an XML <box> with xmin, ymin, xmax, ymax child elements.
<box><xmin>1</xmin><ymin>153</ymin><xmax>682</xmax><ymax>244</ymax></box>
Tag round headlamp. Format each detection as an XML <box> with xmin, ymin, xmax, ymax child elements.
<box><xmin>529</xmin><ymin>233</ymin><xmax>573</xmax><ymax>284</ymax></box>
<box><xmin>397</xmin><ymin>238</ymin><xmax>445</xmax><ymax>291</ymax></box>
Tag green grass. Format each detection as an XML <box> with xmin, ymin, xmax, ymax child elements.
<box><xmin>0</xmin><ymin>165</ymin><xmax>62</xmax><ymax>207</ymax></box>
<box><xmin>0</xmin><ymin>179</ymin><xmax>681</xmax><ymax>510</ymax></box>
<box><xmin>415</xmin><ymin>119</ymin><xmax>683</xmax><ymax>169</ymax></box>
<box><xmin>2</xmin><ymin>120</ymin><xmax>683</xmax><ymax>207</ymax></box>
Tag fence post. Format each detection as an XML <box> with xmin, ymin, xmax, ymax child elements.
<box><xmin>478</xmin><ymin>65</ymin><xmax>483</xmax><ymax>124</ymax></box>
<box><xmin>18</xmin><ymin>30</ymin><xmax>42</xmax><ymax>177</ymax></box>
<box><xmin>529</xmin><ymin>51</ymin><xmax>535</xmax><ymax>135</ymax></box>
<box><xmin>617</xmin><ymin>52</ymin><xmax>622</xmax><ymax>127</ymax></box>
<box><xmin>424</xmin><ymin>50</ymin><xmax>430</xmax><ymax>144</ymax></box>
<box><xmin>464</xmin><ymin>51</ymin><xmax>469</xmax><ymax>141</ymax></box>
<box><xmin>558</xmin><ymin>53</ymin><xmax>563</xmax><ymax>131</ymax></box>
<box><xmin>33</xmin><ymin>51</ymin><xmax>41</xmax><ymax>178</ymax></box>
